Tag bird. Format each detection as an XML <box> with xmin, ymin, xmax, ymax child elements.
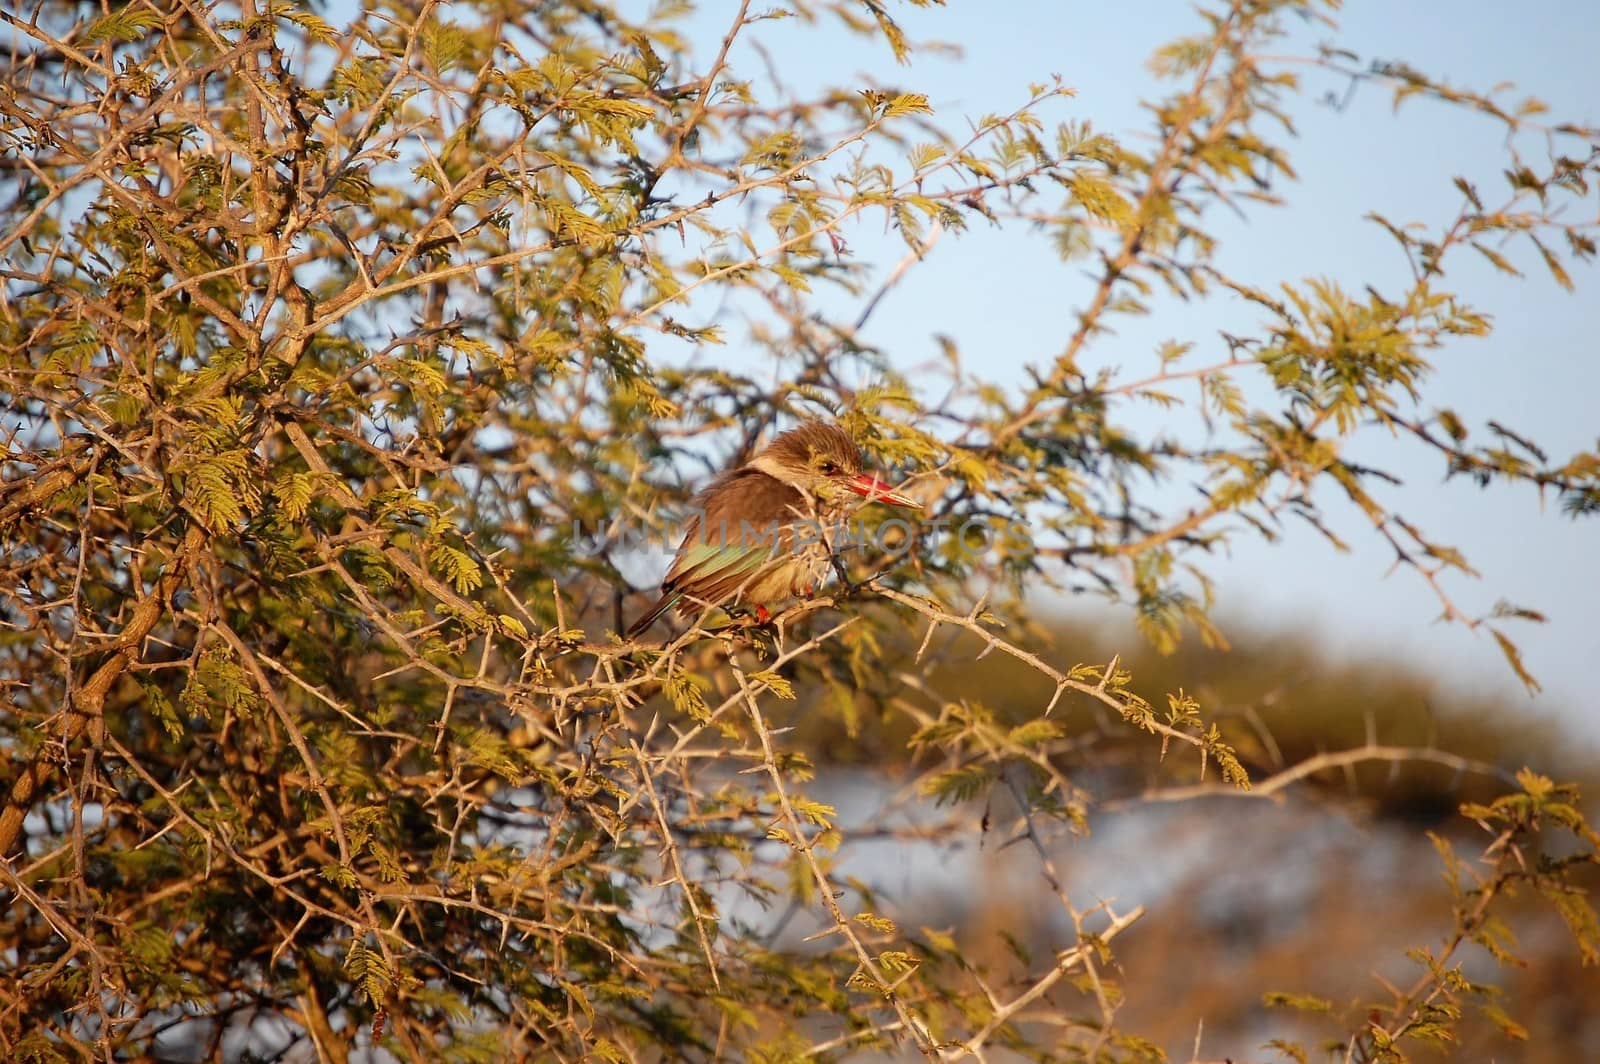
<box><xmin>626</xmin><ymin>421</ymin><xmax>920</xmax><ymax>638</ymax></box>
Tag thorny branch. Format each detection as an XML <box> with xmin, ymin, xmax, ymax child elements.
<box><xmin>3</xmin><ymin>0</ymin><xmax>1597</xmax><ymax>1059</ymax></box>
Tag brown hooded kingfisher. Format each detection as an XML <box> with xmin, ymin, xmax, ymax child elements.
<box><xmin>626</xmin><ymin>421</ymin><xmax>920</xmax><ymax>638</ymax></box>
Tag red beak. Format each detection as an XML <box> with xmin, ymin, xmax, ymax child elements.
<box><xmin>847</xmin><ymin>473</ymin><xmax>920</xmax><ymax>509</ymax></box>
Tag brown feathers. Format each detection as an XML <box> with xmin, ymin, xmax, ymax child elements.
<box><xmin>626</xmin><ymin>420</ymin><xmax>913</xmax><ymax>638</ymax></box>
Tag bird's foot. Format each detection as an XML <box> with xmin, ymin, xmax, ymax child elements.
<box><xmin>729</xmin><ymin>604</ymin><xmax>785</xmax><ymax>656</ymax></box>
<box><xmin>740</xmin><ymin>616</ymin><xmax>778</xmax><ymax>658</ymax></box>
<box><xmin>714</xmin><ymin>604</ymin><xmax>777</xmax><ymax>653</ymax></box>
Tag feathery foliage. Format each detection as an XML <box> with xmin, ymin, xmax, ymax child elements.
<box><xmin>3</xmin><ymin>0</ymin><xmax>1598</xmax><ymax>1060</ymax></box>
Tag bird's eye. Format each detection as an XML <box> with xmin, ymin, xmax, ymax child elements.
<box><xmin>819</xmin><ymin>460</ymin><xmax>837</xmax><ymax>474</ymax></box>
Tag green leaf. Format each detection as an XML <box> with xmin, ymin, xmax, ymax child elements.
<box><xmin>1007</xmin><ymin>718</ymin><xmax>1063</xmax><ymax>747</ymax></box>
<box><xmin>1490</xmin><ymin>628</ymin><xmax>1541</xmax><ymax>693</ymax></box>
<box><xmin>748</xmin><ymin>670</ymin><xmax>795</xmax><ymax>700</ymax></box>
<box><xmin>921</xmin><ymin>766</ymin><xmax>992</xmax><ymax>806</ymax></box>
<box><xmin>885</xmin><ymin>93</ymin><xmax>933</xmax><ymax>117</ymax></box>
<box><xmin>1263</xmin><ymin>991</ymin><xmax>1333</xmax><ymax>1013</ymax></box>
<box><xmin>84</xmin><ymin>7</ymin><xmax>165</xmax><ymax>42</ymax></box>
<box><xmin>432</xmin><ymin>544</ymin><xmax>482</xmax><ymax>595</ymax></box>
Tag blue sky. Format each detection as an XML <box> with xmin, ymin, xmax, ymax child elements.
<box><xmin>645</xmin><ymin>1</ymin><xmax>1600</xmax><ymax>736</ymax></box>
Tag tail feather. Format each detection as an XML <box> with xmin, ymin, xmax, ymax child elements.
<box><xmin>625</xmin><ymin>592</ymin><xmax>678</xmax><ymax>640</ymax></box>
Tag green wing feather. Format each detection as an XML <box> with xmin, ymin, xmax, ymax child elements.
<box><xmin>626</xmin><ymin>542</ymin><xmax>779</xmax><ymax>638</ymax></box>
<box><xmin>626</xmin><ymin>467</ymin><xmax>807</xmax><ymax>637</ymax></box>
<box><xmin>667</xmin><ymin>541</ymin><xmax>775</xmax><ymax>593</ymax></box>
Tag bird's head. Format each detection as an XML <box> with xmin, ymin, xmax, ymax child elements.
<box><xmin>750</xmin><ymin>422</ymin><xmax>920</xmax><ymax>510</ymax></box>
